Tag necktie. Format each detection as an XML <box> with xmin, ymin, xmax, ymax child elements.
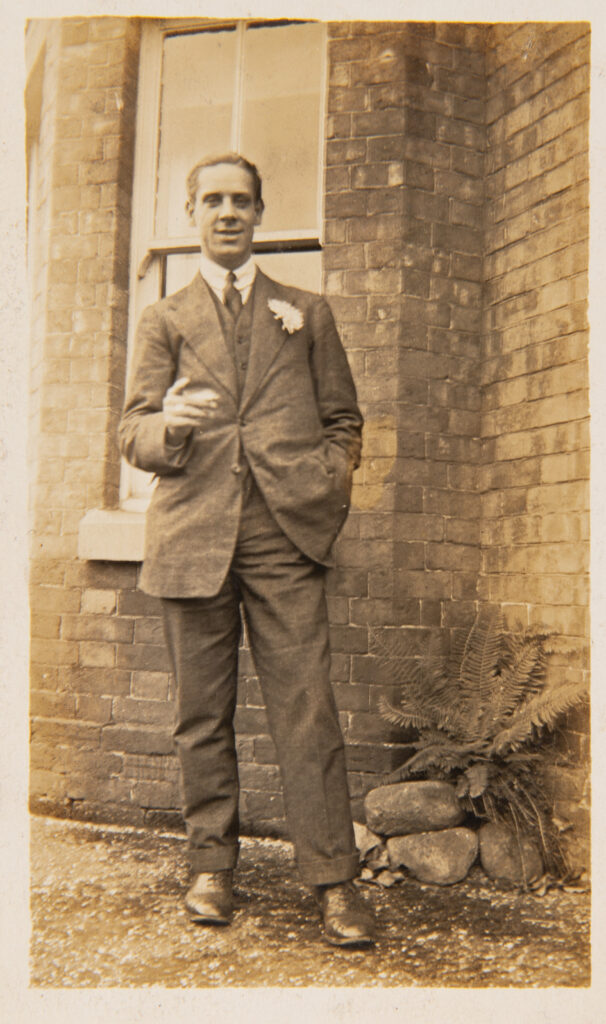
<box><xmin>223</xmin><ymin>271</ymin><xmax>243</xmax><ymax>319</ymax></box>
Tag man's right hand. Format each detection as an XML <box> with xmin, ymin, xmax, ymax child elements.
<box><xmin>163</xmin><ymin>377</ymin><xmax>220</xmax><ymax>444</ymax></box>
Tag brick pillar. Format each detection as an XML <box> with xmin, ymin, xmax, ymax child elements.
<box><xmin>398</xmin><ymin>23</ymin><xmax>485</xmax><ymax>635</ymax></box>
<box><xmin>30</xmin><ymin>18</ymin><xmax>140</xmax><ymax>558</ymax></box>
<box><xmin>322</xmin><ymin>22</ymin><xmax>488</xmax><ymax>813</ymax></box>
<box><xmin>324</xmin><ymin>24</ymin><xmax>410</xmax><ymax>808</ymax></box>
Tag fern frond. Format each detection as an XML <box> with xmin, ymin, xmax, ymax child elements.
<box><xmin>447</xmin><ymin>627</ymin><xmax>468</xmax><ymax>683</ymax></box>
<box><xmin>377</xmin><ymin>694</ymin><xmax>435</xmax><ymax>732</ymax></box>
<box><xmin>399</xmin><ymin>737</ymin><xmax>486</xmax><ymax>776</ymax></box>
<box><xmin>414</xmin><ymin>726</ymin><xmax>457</xmax><ymax>746</ymax></box>
<box><xmin>370</xmin><ymin>628</ymin><xmax>444</xmax><ymax>696</ymax></box>
<box><xmin>417</xmin><ymin>636</ymin><xmax>458</xmax><ymax>713</ymax></box>
<box><xmin>374</xmin><ymin>656</ymin><xmax>426</xmax><ymax>689</ymax></box>
<box><xmin>490</xmin><ymin>682</ymin><xmax>588</xmax><ymax>756</ymax></box>
<box><xmin>373</xmin><ymin>628</ymin><xmax>466</xmax><ymax>735</ymax></box>
<box><xmin>406</xmin><ymin>750</ymin><xmax>474</xmax><ymax>777</ymax></box>
<box><xmin>369</xmin><ymin>627</ymin><xmax>418</xmax><ymax>662</ymax></box>
<box><xmin>424</xmin><ymin>631</ymin><xmax>445</xmax><ymax>672</ymax></box>
<box><xmin>431</xmin><ymin>704</ymin><xmax>476</xmax><ymax>740</ymax></box>
<box><xmin>478</xmin><ymin>638</ymin><xmax>545</xmax><ymax>739</ymax></box>
<box><xmin>500</xmin><ymin>640</ymin><xmax>544</xmax><ymax>695</ymax></box>
<box><xmin>457</xmin><ymin>608</ymin><xmax>504</xmax><ymax>735</ymax></box>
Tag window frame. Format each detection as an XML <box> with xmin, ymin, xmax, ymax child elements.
<box><xmin>132</xmin><ymin>20</ymin><xmax>327</xmax><ymax>287</ymax></box>
<box><xmin>121</xmin><ymin>17</ymin><xmax>328</xmax><ymax>510</ymax></box>
<box><xmin>78</xmin><ymin>18</ymin><xmax>329</xmax><ymax>556</ymax></box>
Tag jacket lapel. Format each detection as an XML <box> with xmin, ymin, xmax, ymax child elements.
<box><xmin>177</xmin><ymin>273</ymin><xmax>238</xmax><ymax>404</ymax></box>
<box><xmin>240</xmin><ymin>270</ymin><xmax>290</xmax><ymax>413</ymax></box>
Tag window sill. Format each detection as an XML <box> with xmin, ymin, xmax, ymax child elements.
<box><xmin>78</xmin><ymin>508</ymin><xmax>145</xmax><ymax>562</ymax></box>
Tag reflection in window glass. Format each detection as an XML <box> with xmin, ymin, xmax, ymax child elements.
<box><xmin>165</xmin><ymin>250</ymin><xmax>321</xmax><ymax>296</ymax></box>
<box><xmin>156</xmin><ymin>28</ymin><xmax>237</xmax><ymax>237</ymax></box>
<box><xmin>240</xmin><ymin>23</ymin><xmax>324</xmax><ymax>233</ymax></box>
<box><xmin>165</xmin><ymin>253</ymin><xmax>201</xmax><ymax>295</ymax></box>
<box><xmin>155</xmin><ymin>22</ymin><xmax>324</xmax><ymax>240</ymax></box>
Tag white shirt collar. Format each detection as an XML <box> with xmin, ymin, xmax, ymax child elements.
<box><xmin>199</xmin><ymin>253</ymin><xmax>257</xmax><ymax>300</ymax></box>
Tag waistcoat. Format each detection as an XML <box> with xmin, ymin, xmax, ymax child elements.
<box><xmin>207</xmin><ymin>279</ymin><xmax>255</xmax><ymax>405</ymax></box>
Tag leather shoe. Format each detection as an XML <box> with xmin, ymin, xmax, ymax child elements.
<box><xmin>313</xmin><ymin>881</ymin><xmax>376</xmax><ymax>947</ymax></box>
<box><xmin>185</xmin><ymin>870</ymin><xmax>233</xmax><ymax>924</ymax></box>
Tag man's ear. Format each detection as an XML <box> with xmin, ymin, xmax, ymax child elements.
<box><xmin>185</xmin><ymin>200</ymin><xmax>196</xmax><ymax>224</ymax></box>
<box><xmin>254</xmin><ymin>202</ymin><xmax>264</xmax><ymax>226</ymax></box>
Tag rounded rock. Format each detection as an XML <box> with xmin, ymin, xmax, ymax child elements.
<box><xmin>386</xmin><ymin>827</ymin><xmax>478</xmax><ymax>885</ymax></box>
<box><xmin>479</xmin><ymin>822</ymin><xmax>544</xmax><ymax>886</ymax></box>
<box><xmin>364</xmin><ymin>781</ymin><xmax>464</xmax><ymax>836</ymax></box>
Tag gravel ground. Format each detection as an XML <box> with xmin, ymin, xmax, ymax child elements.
<box><xmin>30</xmin><ymin>814</ymin><xmax>590</xmax><ymax>989</ymax></box>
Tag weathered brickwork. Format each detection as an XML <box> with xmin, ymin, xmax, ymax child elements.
<box><xmin>26</xmin><ymin>18</ymin><xmax>182</xmax><ymax>828</ymax></box>
<box><xmin>480</xmin><ymin>22</ymin><xmax>590</xmax><ymax>847</ymax></box>
<box><xmin>323</xmin><ymin>22</ymin><xmax>486</xmax><ymax>818</ymax></box>
<box><xmin>27</xmin><ymin>19</ymin><xmax>590</xmax><ymax>863</ymax></box>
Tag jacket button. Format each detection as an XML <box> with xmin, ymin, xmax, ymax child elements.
<box><xmin>231</xmin><ymin>463</ymin><xmax>242</xmax><ymax>475</ymax></box>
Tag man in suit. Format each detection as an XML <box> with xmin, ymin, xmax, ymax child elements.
<box><xmin>119</xmin><ymin>153</ymin><xmax>375</xmax><ymax>946</ymax></box>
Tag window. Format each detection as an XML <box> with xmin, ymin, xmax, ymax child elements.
<box><xmin>122</xmin><ymin>19</ymin><xmax>327</xmax><ymax>508</ymax></box>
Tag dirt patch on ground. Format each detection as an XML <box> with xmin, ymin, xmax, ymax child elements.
<box><xmin>30</xmin><ymin>815</ymin><xmax>590</xmax><ymax>988</ymax></box>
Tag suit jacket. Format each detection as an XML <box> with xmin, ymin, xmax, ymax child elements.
<box><xmin>119</xmin><ymin>269</ymin><xmax>363</xmax><ymax>598</ymax></box>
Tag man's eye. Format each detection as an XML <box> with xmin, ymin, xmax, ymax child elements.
<box><xmin>235</xmin><ymin>197</ymin><xmax>251</xmax><ymax>208</ymax></box>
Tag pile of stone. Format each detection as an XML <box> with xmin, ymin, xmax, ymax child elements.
<box><xmin>354</xmin><ymin>781</ymin><xmax>544</xmax><ymax>888</ymax></box>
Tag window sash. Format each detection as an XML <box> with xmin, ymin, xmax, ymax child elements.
<box><xmin>142</xmin><ymin>19</ymin><xmax>326</xmax><ymax>258</ymax></box>
<box><xmin>121</xmin><ymin>18</ymin><xmax>327</xmax><ymax>506</ymax></box>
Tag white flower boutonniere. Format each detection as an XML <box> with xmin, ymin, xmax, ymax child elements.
<box><xmin>268</xmin><ymin>298</ymin><xmax>304</xmax><ymax>334</ymax></box>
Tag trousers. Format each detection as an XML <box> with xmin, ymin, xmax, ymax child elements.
<box><xmin>161</xmin><ymin>474</ymin><xmax>359</xmax><ymax>886</ymax></box>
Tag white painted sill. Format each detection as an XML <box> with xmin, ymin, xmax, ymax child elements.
<box><xmin>78</xmin><ymin>506</ymin><xmax>146</xmax><ymax>562</ymax></box>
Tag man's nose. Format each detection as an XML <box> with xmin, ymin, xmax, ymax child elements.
<box><xmin>218</xmin><ymin>197</ymin><xmax>237</xmax><ymax>219</ymax></box>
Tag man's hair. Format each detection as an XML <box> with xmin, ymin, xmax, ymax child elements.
<box><xmin>185</xmin><ymin>153</ymin><xmax>264</xmax><ymax>212</ymax></box>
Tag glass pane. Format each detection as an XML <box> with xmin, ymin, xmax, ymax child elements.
<box><xmin>122</xmin><ymin>463</ymin><xmax>158</xmax><ymax>506</ymax></box>
<box><xmin>165</xmin><ymin>252</ymin><xmax>201</xmax><ymax>295</ymax></box>
<box><xmin>155</xmin><ymin>28</ymin><xmax>237</xmax><ymax>238</ymax></box>
<box><xmin>241</xmin><ymin>23</ymin><xmax>324</xmax><ymax>233</ymax></box>
<box><xmin>165</xmin><ymin>250</ymin><xmax>321</xmax><ymax>297</ymax></box>
<box><xmin>255</xmin><ymin>251</ymin><xmax>321</xmax><ymax>292</ymax></box>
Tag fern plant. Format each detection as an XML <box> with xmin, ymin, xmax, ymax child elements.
<box><xmin>373</xmin><ymin>607</ymin><xmax>588</xmax><ymax>878</ymax></box>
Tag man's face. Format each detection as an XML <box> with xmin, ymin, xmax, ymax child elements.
<box><xmin>189</xmin><ymin>163</ymin><xmax>263</xmax><ymax>270</ymax></box>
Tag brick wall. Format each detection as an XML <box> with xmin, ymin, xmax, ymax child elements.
<box><xmin>28</xmin><ymin>19</ymin><xmax>590</xmax><ymax>862</ymax></box>
<box><xmin>320</xmin><ymin>22</ymin><xmax>490</xmax><ymax>820</ymax></box>
<box><xmin>481</xmin><ymin>22</ymin><xmax>590</xmax><ymax>853</ymax></box>
<box><xmin>27</xmin><ymin>18</ymin><xmax>180</xmax><ymax>828</ymax></box>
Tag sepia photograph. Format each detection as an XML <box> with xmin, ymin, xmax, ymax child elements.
<box><xmin>5</xmin><ymin>0</ymin><xmax>603</xmax><ymax>1016</ymax></box>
